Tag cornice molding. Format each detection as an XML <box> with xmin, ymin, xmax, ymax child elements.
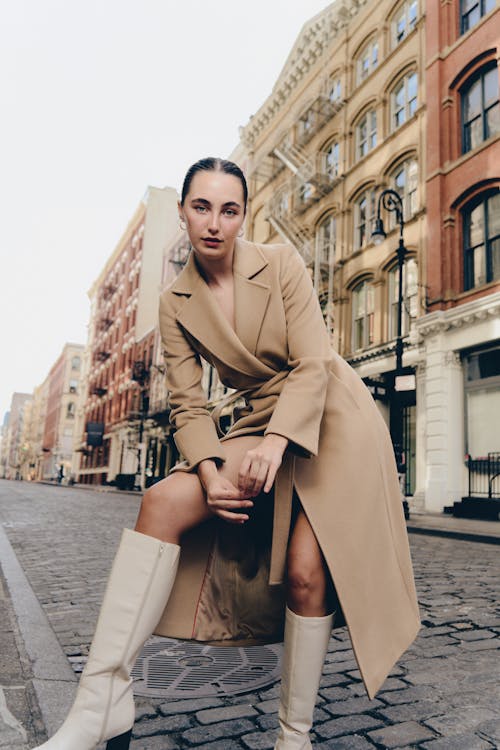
<box><xmin>416</xmin><ymin>292</ymin><xmax>500</xmax><ymax>337</ymax></box>
<box><xmin>240</xmin><ymin>0</ymin><xmax>368</xmax><ymax>149</ymax></box>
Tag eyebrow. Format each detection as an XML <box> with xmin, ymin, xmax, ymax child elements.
<box><xmin>191</xmin><ymin>198</ymin><xmax>242</xmax><ymax>209</ymax></box>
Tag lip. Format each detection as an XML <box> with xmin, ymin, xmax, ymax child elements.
<box><xmin>202</xmin><ymin>238</ymin><xmax>223</xmax><ymax>246</ymax></box>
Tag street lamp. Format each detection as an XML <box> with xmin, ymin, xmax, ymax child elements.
<box><xmin>371</xmin><ymin>188</ymin><xmax>410</xmax><ymax>519</ymax></box>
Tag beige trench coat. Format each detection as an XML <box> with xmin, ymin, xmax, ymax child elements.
<box><xmin>154</xmin><ymin>238</ymin><xmax>420</xmax><ymax>699</ymax></box>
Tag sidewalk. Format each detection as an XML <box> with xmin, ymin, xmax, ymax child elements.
<box><xmin>407</xmin><ymin>511</ymin><xmax>500</xmax><ymax>545</ymax></box>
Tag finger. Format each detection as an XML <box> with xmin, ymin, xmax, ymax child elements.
<box><xmin>238</xmin><ymin>455</ymin><xmax>252</xmax><ymax>491</ymax></box>
<box><xmin>263</xmin><ymin>462</ymin><xmax>280</xmax><ymax>493</ymax></box>
<box><xmin>215</xmin><ymin>509</ymin><xmax>249</xmax><ymax>524</ymax></box>
<box><xmin>251</xmin><ymin>461</ymin><xmax>269</xmax><ymax>496</ymax></box>
<box><xmin>208</xmin><ymin>497</ymin><xmax>254</xmax><ymax>510</ymax></box>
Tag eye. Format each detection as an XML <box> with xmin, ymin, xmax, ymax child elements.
<box><xmin>224</xmin><ymin>208</ymin><xmax>237</xmax><ymax>216</ymax></box>
<box><xmin>195</xmin><ymin>205</ymin><xmax>207</xmax><ymax>213</ymax></box>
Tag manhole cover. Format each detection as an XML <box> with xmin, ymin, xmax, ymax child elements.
<box><xmin>130</xmin><ymin>636</ymin><xmax>282</xmax><ymax>698</ymax></box>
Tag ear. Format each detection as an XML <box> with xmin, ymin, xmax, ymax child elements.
<box><xmin>177</xmin><ymin>200</ymin><xmax>184</xmax><ymax>222</ymax></box>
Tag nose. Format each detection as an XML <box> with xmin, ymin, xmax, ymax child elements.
<box><xmin>207</xmin><ymin>212</ymin><xmax>221</xmax><ymax>235</ymax></box>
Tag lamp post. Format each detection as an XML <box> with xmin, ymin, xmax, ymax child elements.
<box><xmin>371</xmin><ymin>189</ymin><xmax>410</xmax><ymax>519</ymax></box>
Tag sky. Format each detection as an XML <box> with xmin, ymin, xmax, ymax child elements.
<box><xmin>0</xmin><ymin>0</ymin><xmax>332</xmax><ymax>420</ymax></box>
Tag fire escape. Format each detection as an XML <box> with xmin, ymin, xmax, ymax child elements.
<box><xmin>262</xmin><ymin>86</ymin><xmax>344</xmax><ymax>335</ymax></box>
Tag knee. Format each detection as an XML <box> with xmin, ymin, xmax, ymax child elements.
<box><xmin>140</xmin><ymin>481</ymin><xmax>174</xmax><ymax>519</ymax></box>
<box><xmin>286</xmin><ymin>562</ymin><xmax>324</xmax><ymax>604</ymax></box>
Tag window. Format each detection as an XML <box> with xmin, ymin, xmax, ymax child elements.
<box><xmin>328</xmin><ymin>77</ymin><xmax>342</xmax><ymax>103</ymax></box>
<box><xmin>391</xmin><ymin>159</ymin><xmax>419</xmax><ymax>221</ymax></box>
<box><xmin>357</xmin><ymin>40</ymin><xmax>379</xmax><ymax>84</ymax></box>
<box><xmin>392</xmin><ymin>0</ymin><xmax>418</xmax><ymax>46</ymax></box>
<box><xmin>356</xmin><ymin>110</ymin><xmax>377</xmax><ymax>159</ymax></box>
<box><xmin>388</xmin><ymin>258</ymin><xmax>418</xmax><ymax>339</ymax></box>
<box><xmin>392</xmin><ymin>72</ymin><xmax>418</xmax><ymax>130</ymax></box>
<box><xmin>462</xmin><ymin>65</ymin><xmax>500</xmax><ymax>153</ymax></box>
<box><xmin>354</xmin><ymin>188</ymin><xmax>376</xmax><ymax>250</ymax></box>
<box><xmin>463</xmin><ymin>191</ymin><xmax>500</xmax><ymax>290</ymax></box>
<box><xmin>69</xmin><ymin>379</ymin><xmax>78</xmax><ymax>394</ymax></box>
<box><xmin>464</xmin><ymin>345</ymin><xmax>500</xmax><ymax>457</ymax></box>
<box><xmin>71</xmin><ymin>356</ymin><xmax>81</xmax><ymax>371</ymax></box>
<box><xmin>352</xmin><ymin>281</ymin><xmax>375</xmax><ymax>350</ymax></box>
<box><xmin>316</xmin><ymin>215</ymin><xmax>336</xmax><ymax>264</ymax></box>
<box><xmin>67</xmin><ymin>402</ymin><xmax>76</xmax><ymax>419</ymax></box>
<box><xmin>298</xmin><ymin>109</ymin><xmax>315</xmax><ymax>141</ymax></box>
<box><xmin>323</xmin><ymin>142</ymin><xmax>340</xmax><ymax>180</ymax></box>
<box><xmin>461</xmin><ymin>0</ymin><xmax>496</xmax><ymax>34</ymax></box>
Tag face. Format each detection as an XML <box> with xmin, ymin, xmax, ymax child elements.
<box><xmin>179</xmin><ymin>170</ymin><xmax>245</xmax><ymax>262</ymax></box>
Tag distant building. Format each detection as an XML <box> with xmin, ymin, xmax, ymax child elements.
<box><xmin>2</xmin><ymin>393</ymin><xmax>32</xmax><ymax>479</ymax></box>
<box><xmin>37</xmin><ymin>343</ymin><xmax>85</xmax><ymax>481</ymax></box>
<box><xmin>75</xmin><ymin>186</ymin><xmax>179</xmax><ymax>487</ymax></box>
<box><xmin>415</xmin><ymin>0</ymin><xmax>499</xmax><ymax>514</ymax></box>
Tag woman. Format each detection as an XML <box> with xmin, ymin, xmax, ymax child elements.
<box><xmin>35</xmin><ymin>158</ymin><xmax>420</xmax><ymax>750</ymax></box>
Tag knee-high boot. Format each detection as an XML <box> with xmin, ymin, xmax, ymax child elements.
<box><xmin>275</xmin><ymin>606</ymin><xmax>334</xmax><ymax>749</ymax></box>
<box><xmin>34</xmin><ymin>528</ymin><xmax>180</xmax><ymax>750</ymax></box>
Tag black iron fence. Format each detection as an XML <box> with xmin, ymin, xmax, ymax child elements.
<box><xmin>467</xmin><ymin>452</ymin><xmax>500</xmax><ymax>498</ymax></box>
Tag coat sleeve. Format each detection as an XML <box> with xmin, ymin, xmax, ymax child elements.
<box><xmin>264</xmin><ymin>245</ymin><xmax>333</xmax><ymax>458</ymax></box>
<box><xmin>159</xmin><ymin>291</ymin><xmax>226</xmax><ymax>469</ymax></box>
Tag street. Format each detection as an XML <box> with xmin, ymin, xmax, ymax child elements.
<box><xmin>1</xmin><ymin>479</ymin><xmax>499</xmax><ymax>749</ymax></box>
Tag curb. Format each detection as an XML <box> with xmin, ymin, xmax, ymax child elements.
<box><xmin>0</xmin><ymin>525</ymin><xmax>76</xmax><ymax>737</ymax></box>
<box><xmin>406</xmin><ymin>524</ymin><xmax>500</xmax><ymax>546</ymax></box>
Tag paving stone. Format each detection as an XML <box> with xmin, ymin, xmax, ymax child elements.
<box><xmin>368</xmin><ymin>720</ymin><xmax>436</xmax><ymax>747</ymax></box>
<box><xmin>460</xmin><ymin>639</ymin><xmax>500</xmax><ymax>651</ymax></box>
<box><xmin>421</xmin><ymin>733</ymin><xmax>494</xmax><ymax>749</ymax></box>
<box><xmin>477</xmin><ymin>718</ymin><xmax>500</xmax><ymax>742</ymax></box>
<box><xmin>255</xmin><ymin>698</ymin><xmax>279</xmax><ymax>714</ymax></box>
<box><xmin>317</xmin><ymin>686</ymin><xmax>352</xmax><ymax>702</ymax></box>
<box><xmin>196</xmin><ymin>705</ymin><xmax>258</xmax><ymax>725</ymax></box>
<box><xmin>378</xmin><ymin>685</ymin><xmax>435</xmax><ymax>705</ymax></box>
<box><xmin>324</xmin><ymin>696</ymin><xmax>383</xmax><ymax>716</ymax></box>
<box><xmin>130</xmin><ymin>735</ymin><xmax>177</xmax><ymax>749</ymax></box>
<box><xmin>378</xmin><ymin>699</ymin><xmax>447</xmax><ymax>723</ymax></box>
<box><xmin>316</xmin><ymin>737</ymin><xmax>376</xmax><ymax>750</ymax></box>
<box><xmin>424</xmin><ymin>707</ymin><xmax>498</xmax><ymax>735</ymax></box>
<box><xmin>450</xmin><ymin>628</ymin><xmax>496</xmax><ymax>641</ymax></box>
<box><xmin>315</xmin><ymin>713</ymin><xmax>383</xmax><ymax>739</ymax></box>
<box><xmin>190</xmin><ymin>742</ymin><xmax>243</xmax><ymax>750</ymax></box>
<box><xmin>182</xmin><ymin>719</ymin><xmax>256</xmax><ymax>745</ymax></box>
<box><xmin>159</xmin><ymin>697</ymin><xmax>224</xmax><ymax>716</ymax></box>
<box><xmin>240</xmin><ymin>732</ymin><xmax>275</xmax><ymax>749</ymax></box>
<box><xmin>133</xmin><ymin>714</ymin><xmax>191</xmax><ymax>736</ymax></box>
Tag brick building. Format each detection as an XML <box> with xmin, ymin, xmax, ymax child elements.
<box><xmin>415</xmin><ymin>0</ymin><xmax>499</xmax><ymax>514</ymax></box>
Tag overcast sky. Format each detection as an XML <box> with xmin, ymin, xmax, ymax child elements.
<box><xmin>0</xmin><ymin>0</ymin><xmax>332</xmax><ymax>420</ymax></box>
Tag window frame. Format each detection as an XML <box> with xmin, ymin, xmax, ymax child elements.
<box><xmin>351</xmin><ymin>280</ymin><xmax>375</xmax><ymax>351</ymax></box>
<box><xmin>356</xmin><ymin>109</ymin><xmax>377</xmax><ymax>160</ymax></box>
<box><xmin>461</xmin><ymin>63</ymin><xmax>500</xmax><ymax>154</ymax></box>
<box><xmin>353</xmin><ymin>187</ymin><xmax>376</xmax><ymax>251</ymax></box>
<box><xmin>389</xmin><ymin>158</ymin><xmax>419</xmax><ymax>223</ymax></box>
<box><xmin>356</xmin><ymin>39</ymin><xmax>379</xmax><ymax>85</ymax></box>
<box><xmin>323</xmin><ymin>141</ymin><xmax>340</xmax><ymax>180</ymax></box>
<box><xmin>316</xmin><ymin>214</ymin><xmax>337</xmax><ymax>265</ymax></box>
<box><xmin>387</xmin><ymin>257</ymin><xmax>419</xmax><ymax>340</ymax></box>
<box><xmin>392</xmin><ymin>0</ymin><xmax>418</xmax><ymax>47</ymax></box>
<box><xmin>391</xmin><ymin>71</ymin><xmax>418</xmax><ymax>131</ymax></box>
<box><xmin>460</xmin><ymin>0</ymin><xmax>496</xmax><ymax>34</ymax></box>
<box><xmin>463</xmin><ymin>190</ymin><xmax>500</xmax><ymax>291</ymax></box>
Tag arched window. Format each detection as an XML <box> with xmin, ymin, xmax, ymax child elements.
<box><xmin>463</xmin><ymin>190</ymin><xmax>500</xmax><ymax>290</ymax></box>
<box><xmin>71</xmin><ymin>356</ymin><xmax>81</xmax><ymax>371</ymax></box>
<box><xmin>356</xmin><ymin>110</ymin><xmax>377</xmax><ymax>159</ymax></box>
<box><xmin>390</xmin><ymin>158</ymin><xmax>419</xmax><ymax>221</ymax></box>
<box><xmin>328</xmin><ymin>76</ymin><xmax>342</xmax><ymax>103</ymax></box>
<box><xmin>391</xmin><ymin>72</ymin><xmax>418</xmax><ymax>130</ymax></box>
<box><xmin>316</xmin><ymin>215</ymin><xmax>336</xmax><ymax>265</ymax></box>
<box><xmin>322</xmin><ymin>141</ymin><xmax>340</xmax><ymax>180</ymax></box>
<box><xmin>352</xmin><ymin>280</ymin><xmax>375</xmax><ymax>351</ymax></box>
<box><xmin>66</xmin><ymin>402</ymin><xmax>76</xmax><ymax>419</ymax></box>
<box><xmin>357</xmin><ymin>39</ymin><xmax>379</xmax><ymax>84</ymax></box>
<box><xmin>391</xmin><ymin>0</ymin><xmax>418</xmax><ymax>47</ymax></box>
<box><xmin>388</xmin><ymin>258</ymin><xmax>418</xmax><ymax>340</ymax></box>
<box><xmin>462</xmin><ymin>64</ymin><xmax>499</xmax><ymax>153</ymax></box>
<box><xmin>353</xmin><ymin>187</ymin><xmax>376</xmax><ymax>250</ymax></box>
<box><xmin>460</xmin><ymin>0</ymin><xmax>495</xmax><ymax>34</ymax></box>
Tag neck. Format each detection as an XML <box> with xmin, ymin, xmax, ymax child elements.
<box><xmin>193</xmin><ymin>244</ymin><xmax>235</xmax><ymax>285</ymax></box>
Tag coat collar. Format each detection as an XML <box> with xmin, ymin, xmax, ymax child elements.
<box><xmin>169</xmin><ymin>239</ymin><xmax>273</xmax><ymax>373</ymax></box>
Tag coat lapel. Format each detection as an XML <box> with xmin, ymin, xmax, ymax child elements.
<box><xmin>171</xmin><ymin>239</ymin><xmax>273</xmax><ymax>376</ymax></box>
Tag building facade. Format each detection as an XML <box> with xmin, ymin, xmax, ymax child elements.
<box><xmin>415</xmin><ymin>0</ymin><xmax>499</xmax><ymax>514</ymax></box>
<box><xmin>1</xmin><ymin>393</ymin><xmax>32</xmax><ymax>479</ymax></box>
<box><xmin>38</xmin><ymin>344</ymin><xmax>84</xmax><ymax>481</ymax></box>
<box><xmin>75</xmin><ymin>186</ymin><xmax>179</xmax><ymax>487</ymax></box>
<box><xmin>240</xmin><ymin>0</ymin><xmax>426</xmax><ymax>503</ymax></box>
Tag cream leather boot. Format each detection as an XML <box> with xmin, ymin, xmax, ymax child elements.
<box><xmin>275</xmin><ymin>607</ymin><xmax>334</xmax><ymax>749</ymax></box>
<box><xmin>34</xmin><ymin>528</ymin><xmax>180</xmax><ymax>750</ymax></box>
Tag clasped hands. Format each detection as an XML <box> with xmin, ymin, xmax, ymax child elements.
<box><xmin>197</xmin><ymin>434</ymin><xmax>289</xmax><ymax>524</ymax></box>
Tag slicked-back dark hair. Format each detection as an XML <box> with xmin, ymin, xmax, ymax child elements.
<box><xmin>180</xmin><ymin>157</ymin><xmax>248</xmax><ymax>214</ymax></box>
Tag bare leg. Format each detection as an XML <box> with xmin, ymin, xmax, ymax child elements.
<box><xmin>135</xmin><ymin>435</ymin><xmax>263</xmax><ymax>544</ymax></box>
<box><xmin>286</xmin><ymin>510</ymin><xmax>330</xmax><ymax>616</ymax></box>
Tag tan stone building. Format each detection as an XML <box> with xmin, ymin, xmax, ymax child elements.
<box><xmin>240</xmin><ymin>0</ymin><xmax>426</xmax><ymax>502</ymax></box>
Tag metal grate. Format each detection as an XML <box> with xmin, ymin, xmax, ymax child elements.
<box><xmin>130</xmin><ymin>636</ymin><xmax>282</xmax><ymax>698</ymax></box>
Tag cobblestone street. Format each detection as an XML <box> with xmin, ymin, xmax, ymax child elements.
<box><xmin>1</xmin><ymin>479</ymin><xmax>499</xmax><ymax>749</ymax></box>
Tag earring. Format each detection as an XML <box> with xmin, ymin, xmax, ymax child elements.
<box><xmin>179</xmin><ymin>219</ymin><xmax>186</xmax><ymax>231</ymax></box>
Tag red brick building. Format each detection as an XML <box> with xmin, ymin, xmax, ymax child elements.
<box><xmin>76</xmin><ymin>187</ymin><xmax>178</xmax><ymax>487</ymax></box>
<box><xmin>414</xmin><ymin>0</ymin><xmax>500</xmax><ymax>514</ymax></box>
